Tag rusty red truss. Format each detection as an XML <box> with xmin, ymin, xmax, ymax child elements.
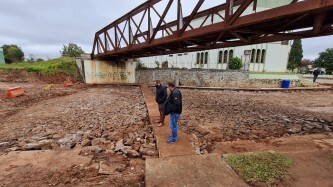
<box><xmin>92</xmin><ymin>0</ymin><xmax>333</xmax><ymax>60</ymax></box>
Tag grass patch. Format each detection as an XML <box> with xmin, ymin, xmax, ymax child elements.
<box><xmin>224</xmin><ymin>152</ymin><xmax>294</xmax><ymax>186</ymax></box>
<box><xmin>0</xmin><ymin>57</ymin><xmax>79</xmax><ymax>77</ymax></box>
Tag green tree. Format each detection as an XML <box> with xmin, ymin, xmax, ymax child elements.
<box><xmin>60</xmin><ymin>43</ymin><xmax>84</xmax><ymax>57</ymax></box>
<box><xmin>287</xmin><ymin>39</ymin><xmax>303</xmax><ymax>72</ymax></box>
<box><xmin>228</xmin><ymin>57</ymin><xmax>243</xmax><ymax>70</ymax></box>
<box><xmin>314</xmin><ymin>48</ymin><xmax>333</xmax><ymax>74</ymax></box>
<box><xmin>1</xmin><ymin>44</ymin><xmax>25</xmax><ymax>63</ymax></box>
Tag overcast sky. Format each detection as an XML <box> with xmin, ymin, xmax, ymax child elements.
<box><xmin>0</xmin><ymin>0</ymin><xmax>332</xmax><ymax>60</ymax></box>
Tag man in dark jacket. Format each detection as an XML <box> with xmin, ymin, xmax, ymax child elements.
<box><xmin>164</xmin><ymin>82</ymin><xmax>182</xmax><ymax>144</ymax></box>
<box><xmin>313</xmin><ymin>68</ymin><xmax>321</xmax><ymax>83</ymax></box>
<box><xmin>154</xmin><ymin>80</ymin><xmax>168</xmax><ymax>127</ymax></box>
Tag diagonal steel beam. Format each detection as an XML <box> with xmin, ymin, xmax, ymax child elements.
<box><xmin>229</xmin><ymin>0</ymin><xmax>254</xmax><ymax>25</ymax></box>
<box><xmin>105</xmin><ymin>32</ymin><xmax>116</xmax><ymax>50</ymax></box>
<box><xmin>97</xmin><ymin>36</ymin><xmax>106</xmax><ymax>53</ymax></box>
<box><xmin>150</xmin><ymin>0</ymin><xmax>174</xmax><ymax>41</ymax></box>
<box><xmin>116</xmin><ymin>25</ymin><xmax>129</xmax><ymax>47</ymax></box>
<box><xmin>178</xmin><ymin>0</ymin><xmax>205</xmax><ymax>37</ymax></box>
<box><xmin>151</xmin><ymin>6</ymin><xmax>173</xmax><ymax>35</ymax></box>
<box><xmin>130</xmin><ymin>17</ymin><xmax>147</xmax><ymax>41</ymax></box>
<box><xmin>229</xmin><ymin>31</ymin><xmax>249</xmax><ymax>43</ymax></box>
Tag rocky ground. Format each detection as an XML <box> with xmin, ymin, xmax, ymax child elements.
<box><xmin>1</xmin><ymin>82</ymin><xmax>333</xmax><ymax>186</ymax></box>
<box><xmin>179</xmin><ymin>89</ymin><xmax>333</xmax><ymax>154</ymax></box>
<box><xmin>0</xmin><ymin>84</ymin><xmax>157</xmax><ymax>186</ymax></box>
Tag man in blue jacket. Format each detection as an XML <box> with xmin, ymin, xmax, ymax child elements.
<box><xmin>154</xmin><ymin>80</ymin><xmax>168</xmax><ymax>127</ymax></box>
<box><xmin>164</xmin><ymin>82</ymin><xmax>182</xmax><ymax>144</ymax></box>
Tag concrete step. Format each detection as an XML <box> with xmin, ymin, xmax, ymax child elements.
<box><xmin>145</xmin><ymin>153</ymin><xmax>248</xmax><ymax>187</ymax></box>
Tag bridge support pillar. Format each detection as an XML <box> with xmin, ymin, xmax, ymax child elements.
<box><xmin>76</xmin><ymin>56</ymin><xmax>136</xmax><ymax>84</ymax></box>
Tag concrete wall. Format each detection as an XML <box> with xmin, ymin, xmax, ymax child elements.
<box><xmin>136</xmin><ymin>69</ymin><xmax>249</xmax><ymax>87</ymax></box>
<box><xmin>136</xmin><ymin>69</ymin><xmax>300</xmax><ymax>88</ymax></box>
<box><xmin>76</xmin><ymin>59</ymin><xmax>136</xmax><ymax>84</ymax></box>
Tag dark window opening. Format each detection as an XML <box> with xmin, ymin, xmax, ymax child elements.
<box><xmin>229</xmin><ymin>50</ymin><xmax>234</xmax><ymax>63</ymax></box>
<box><xmin>251</xmin><ymin>49</ymin><xmax>256</xmax><ymax>63</ymax></box>
<box><xmin>223</xmin><ymin>50</ymin><xmax>228</xmax><ymax>63</ymax></box>
<box><xmin>196</xmin><ymin>53</ymin><xmax>200</xmax><ymax>64</ymax></box>
<box><xmin>256</xmin><ymin>49</ymin><xmax>261</xmax><ymax>64</ymax></box>
<box><xmin>261</xmin><ymin>49</ymin><xmax>266</xmax><ymax>64</ymax></box>
<box><xmin>218</xmin><ymin>51</ymin><xmax>223</xmax><ymax>63</ymax></box>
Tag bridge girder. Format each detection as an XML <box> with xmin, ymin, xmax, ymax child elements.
<box><xmin>92</xmin><ymin>0</ymin><xmax>333</xmax><ymax>61</ymax></box>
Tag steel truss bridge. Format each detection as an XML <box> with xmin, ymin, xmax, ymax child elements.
<box><xmin>92</xmin><ymin>0</ymin><xmax>333</xmax><ymax>60</ymax></box>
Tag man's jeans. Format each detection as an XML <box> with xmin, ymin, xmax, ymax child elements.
<box><xmin>313</xmin><ymin>75</ymin><xmax>318</xmax><ymax>83</ymax></box>
<box><xmin>169</xmin><ymin>113</ymin><xmax>181</xmax><ymax>141</ymax></box>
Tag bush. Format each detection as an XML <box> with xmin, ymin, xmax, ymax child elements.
<box><xmin>135</xmin><ymin>59</ymin><xmax>148</xmax><ymax>70</ymax></box>
<box><xmin>228</xmin><ymin>57</ymin><xmax>243</xmax><ymax>70</ymax></box>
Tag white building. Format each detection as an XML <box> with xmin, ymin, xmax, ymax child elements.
<box><xmin>140</xmin><ymin>0</ymin><xmax>292</xmax><ymax>72</ymax></box>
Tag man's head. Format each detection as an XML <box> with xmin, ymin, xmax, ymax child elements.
<box><xmin>167</xmin><ymin>82</ymin><xmax>176</xmax><ymax>92</ymax></box>
<box><xmin>154</xmin><ymin>80</ymin><xmax>161</xmax><ymax>87</ymax></box>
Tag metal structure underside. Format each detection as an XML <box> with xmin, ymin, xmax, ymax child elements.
<box><xmin>92</xmin><ymin>0</ymin><xmax>333</xmax><ymax>60</ymax></box>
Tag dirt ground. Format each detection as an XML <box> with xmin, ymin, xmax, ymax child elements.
<box><xmin>1</xmin><ymin>79</ymin><xmax>333</xmax><ymax>186</ymax></box>
<box><xmin>0</xmin><ymin>83</ymin><xmax>157</xmax><ymax>186</ymax></box>
<box><xmin>179</xmin><ymin>89</ymin><xmax>333</xmax><ymax>153</ymax></box>
<box><xmin>178</xmin><ymin>89</ymin><xmax>333</xmax><ymax>186</ymax></box>
<box><xmin>215</xmin><ymin>134</ymin><xmax>333</xmax><ymax>187</ymax></box>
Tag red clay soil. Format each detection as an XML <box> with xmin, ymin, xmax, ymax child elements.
<box><xmin>214</xmin><ymin>133</ymin><xmax>333</xmax><ymax>187</ymax></box>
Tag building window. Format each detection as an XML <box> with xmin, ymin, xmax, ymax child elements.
<box><xmin>229</xmin><ymin>50</ymin><xmax>234</xmax><ymax>62</ymax></box>
<box><xmin>178</xmin><ymin>54</ymin><xmax>183</xmax><ymax>56</ymax></box>
<box><xmin>169</xmin><ymin>55</ymin><xmax>173</xmax><ymax>57</ymax></box>
<box><xmin>256</xmin><ymin>49</ymin><xmax>261</xmax><ymax>64</ymax></box>
<box><xmin>196</xmin><ymin>53</ymin><xmax>200</xmax><ymax>64</ymax></box>
<box><xmin>223</xmin><ymin>50</ymin><xmax>228</xmax><ymax>63</ymax></box>
<box><xmin>204</xmin><ymin>52</ymin><xmax>208</xmax><ymax>64</ymax></box>
<box><xmin>201</xmin><ymin>52</ymin><xmax>204</xmax><ymax>64</ymax></box>
<box><xmin>218</xmin><ymin>51</ymin><xmax>223</xmax><ymax>64</ymax></box>
<box><xmin>251</xmin><ymin>49</ymin><xmax>255</xmax><ymax>63</ymax></box>
<box><xmin>261</xmin><ymin>49</ymin><xmax>266</xmax><ymax>64</ymax></box>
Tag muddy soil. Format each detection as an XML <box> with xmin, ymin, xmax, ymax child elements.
<box><xmin>179</xmin><ymin>89</ymin><xmax>333</xmax><ymax>154</ymax></box>
<box><xmin>0</xmin><ymin>85</ymin><xmax>157</xmax><ymax>186</ymax></box>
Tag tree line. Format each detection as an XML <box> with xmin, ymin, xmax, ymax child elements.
<box><xmin>1</xmin><ymin>43</ymin><xmax>84</xmax><ymax>64</ymax></box>
<box><xmin>1</xmin><ymin>41</ymin><xmax>332</xmax><ymax>74</ymax></box>
<box><xmin>288</xmin><ymin>39</ymin><xmax>333</xmax><ymax>74</ymax></box>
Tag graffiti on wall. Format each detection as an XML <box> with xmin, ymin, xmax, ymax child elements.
<box><xmin>85</xmin><ymin>71</ymin><xmax>133</xmax><ymax>81</ymax></box>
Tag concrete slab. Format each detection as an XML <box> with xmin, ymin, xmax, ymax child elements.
<box><xmin>141</xmin><ymin>85</ymin><xmax>195</xmax><ymax>158</ymax></box>
<box><xmin>145</xmin><ymin>153</ymin><xmax>248</xmax><ymax>187</ymax></box>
